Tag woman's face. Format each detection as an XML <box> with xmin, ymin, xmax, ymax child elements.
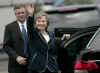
<box><xmin>35</xmin><ymin>16</ymin><xmax>48</xmax><ymax>31</ymax></box>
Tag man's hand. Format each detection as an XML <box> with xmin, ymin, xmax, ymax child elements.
<box><xmin>25</xmin><ymin>3</ymin><xmax>35</xmax><ymax>16</ymax></box>
<box><xmin>16</xmin><ymin>56</ymin><xmax>27</xmax><ymax>65</ymax></box>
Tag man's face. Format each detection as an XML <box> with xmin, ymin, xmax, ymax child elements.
<box><xmin>15</xmin><ymin>7</ymin><xmax>26</xmax><ymax>23</ymax></box>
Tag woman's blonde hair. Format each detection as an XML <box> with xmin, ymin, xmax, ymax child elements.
<box><xmin>35</xmin><ymin>12</ymin><xmax>50</xmax><ymax>28</ymax></box>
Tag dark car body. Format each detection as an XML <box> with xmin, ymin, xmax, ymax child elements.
<box><xmin>43</xmin><ymin>4</ymin><xmax>100</xmax><ymax>73</ymax></box>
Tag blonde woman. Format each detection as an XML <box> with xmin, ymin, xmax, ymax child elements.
<box><xmin>25</xmin><ymin>3</ymin><xmax>70</xmax><ymax>73</ymax></box>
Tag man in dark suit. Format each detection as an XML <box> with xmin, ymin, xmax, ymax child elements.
<box><xmin>3</xmin><ymin>4</ymin><xmax>28</xmax><ymax>73</ymax></box>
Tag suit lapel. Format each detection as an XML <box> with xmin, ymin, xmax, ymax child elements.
<box><xmin>38</xmin><ymin>31</ymin><xmax>54</xmax><ymax>46</ymax></box>
<box><xmin>14</xmin><ymin>21</ymin><xmax>23</xmax><ymax>40</ymax></box>
<box><xmin>48</xmin><ymin>32</ymin><xmax>54</xmax><ymax>44</ymax></box>
<box><xmin>38</xmin><ymin>32</ymin><xmax>47</xmax><ymax>45</ymax></box>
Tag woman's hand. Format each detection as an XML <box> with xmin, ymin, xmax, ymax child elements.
<box><xmin>25</xmin><ymin>3</ymin><xmax>35</xmax><ymax>16</ymax></box>
<box><xmin>61</xmin><ymin>34</ymin><xmax>70</xmax><ymax>40</ymax></box>
<box><xmin>58</xmin><ymin>71</ymin><xmax>61</xmax><ymax>73</ymax></box>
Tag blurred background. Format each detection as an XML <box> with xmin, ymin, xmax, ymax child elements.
<box><xmin>0</xmin><ymin>0</ymin><xmax>100</xmax><ymax>73</ymax></box>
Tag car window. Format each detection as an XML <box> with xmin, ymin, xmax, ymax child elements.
<box><xmin>45</xmin><ymin>7</ymin><xmax>100</xmax><ymax>31</ymax></box>
<box><xmin>87</xmin><ymin>27</ymin><xmax>100</xmax><ymax>50</ymax></box>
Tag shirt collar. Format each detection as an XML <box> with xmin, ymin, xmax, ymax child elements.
<box><xmin>17</xmin><ymin>20</ymin><xmax>27</xmax><ymax>32</ymax></box>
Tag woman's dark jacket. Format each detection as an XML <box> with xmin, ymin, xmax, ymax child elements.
<box><xmin>27</xmin><ymin>16</ymin><xmax>60</xmax><ymax>72</ymax></box>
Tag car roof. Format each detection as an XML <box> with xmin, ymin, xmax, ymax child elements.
<box><xmin>43</xmin><ymin>4</ymin><xmax>98</xmax><ymax>11</ymax></box>
<box><xmin>42</xmin><ymin>4</ymin><xmax>100</xmax><ymax>31</ymax></box>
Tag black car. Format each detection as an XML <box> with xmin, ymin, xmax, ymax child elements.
<box><xmin>43</xmin><ymin>4</ymin><xmax>100</xmax><ymax>73</ymax></box>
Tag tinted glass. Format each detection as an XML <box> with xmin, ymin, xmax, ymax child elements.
<box><xmin>87</xmin><ymin>28</ymin><xmax>100</xmax><ymax>50</ymax></box>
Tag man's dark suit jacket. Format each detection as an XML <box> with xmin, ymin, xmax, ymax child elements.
<box><xmin>3</xmin><ymin>21</ymin><xmax>27</xmax><ymax>73</ymax></box>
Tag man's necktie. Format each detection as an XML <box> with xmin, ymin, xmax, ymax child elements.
<box><xmin>21</xmin><ymin>24</ymin><xmax>28</xmax><ymax>57</ymax></box>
